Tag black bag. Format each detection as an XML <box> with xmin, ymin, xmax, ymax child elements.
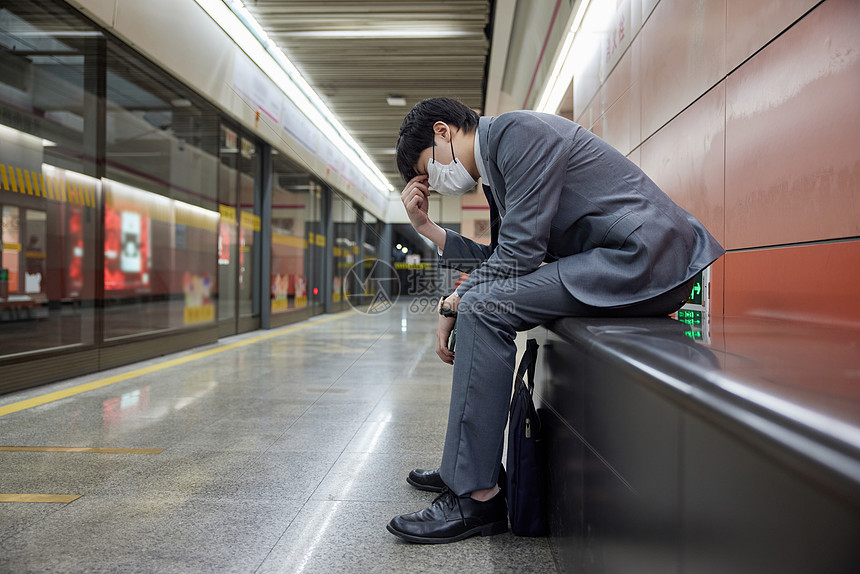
<box><xmin>506</xmin><ymin>338</ymin><xmax>547</xmax><ymax>536</ymax></box>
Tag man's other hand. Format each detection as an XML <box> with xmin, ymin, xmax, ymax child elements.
<box><xmin>435</xmin><ymin>292</ymin><xmax>460</xmax><ymax>364</ymax></box>
<box><xmin>436</xmin><ymin>315</ymin><xmax>456</xmax><ymax>365</ymax></box>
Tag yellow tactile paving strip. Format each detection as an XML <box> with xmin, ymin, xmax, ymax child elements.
<box><xmin>0</xmin><ymin>447</ymin><xmax>164</xmax><ymax>454</ymax></box>
<box><xmin>0</xmin><ymin>494</ymin><xmax>82</xmax><ymax>504</ymax></box>
<box><xmin>0</xmin><ymin>312</ymin><xmax>351</xmax><ymax>419</ymax></box>
<box><xmin>0</xmin><ymin>312</ymin><xmax>353</xmax><ymax>504</ymax></box>
<box><xmin>0</xmin><ymin>447</ymin><xmax>163</xmax><ymax>503</ymax></box>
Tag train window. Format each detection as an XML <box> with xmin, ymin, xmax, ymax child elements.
<box><xmin>97</xmin><ymin>37</ymin><xmax>221</xmax><ymax>340</ymax></box>
<box><xmin>331</xmin><ymin>193</ymin><xmax>358</xmax><ymax>310</ymax></box>
<box><xmin>0</xmin><ymin>1</ymin><xmax>99</xmax><ymax>356</ymax></box>
<box><xmin>270</xmin><ymin>154</ymin><xmax>322</xmax><ymax>319</ymax></box>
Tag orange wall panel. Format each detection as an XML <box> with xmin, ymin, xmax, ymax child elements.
<box><xmin>585</xmin><ymin>0</ymin><xmax>858</xmax><ymax>324</ymax></box>
<box><xmin>724</xmin><ymin>0</ymin><xmax>860</xmax><ymax>250</ymax></box>
<box><xmin>726</xmin><ymin>0</ymin><xmax>820</xmax><ymax>71</ymax></box>
<box><xmin>723</xmin><ymin>241</ymin><xmax>860</xmax><ymax>327</ymax></box>
<box><xmin>641</xmin><ymin>82</ymin><xmax>726</xmax><ymax>246</ymax></box>
<box><xmin>639</xmin><ymin>0</ymin><xmax>726</xmax><ymax>139</ymax></box>
<box><xmin>602</xmin><ymin>43</ymin><xmax>635</xmax><ymax>112</ymax></box>
<box><xmin>597</xmin><ymin>43</ymin><xmax>641</xmax><ymax>156</ymax></box>
<box><xmin>642</xmin><ymin>0</ymin><xmax>660</xmax><ymax>22</ymax></box>
<box><xmin>599</xmin><ymin>88</ymin><xmax>636</xmax><ymax>156</ymax></box>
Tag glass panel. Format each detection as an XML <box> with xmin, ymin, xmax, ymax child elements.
<box><xmin>332</xmin><ymin>192</ymin><xmax>357</xmax><ymax>305</ymax></box>
<box><xmin>217</xmin><ymin>127</ymin><xmax>259</xmax><ymax>330</ymax></box>
<box><xmin>104</xmin><ymin>44</ymin><xmax>218</xmax><ymax>209</ymax></box>
<box><xmin>217</xmin><ymin>125</ymin><xmax>238</xmax><ymax>328</ymax></box>
<box><xmin>101</xmin><ymin>41</ymin><xmax>219</xmax><ymax>339</ymax></box>
<box><xmin>307</xmin><ymin>180</ymin><xmax>324</xmax><ymax>310</ymax></box>
<box><xmin>102</xmin><ymin>180</ymin><xmax>218</xmax><ymax>338</ymax></box>
<box><xmin>0</xmin><ymin>2</ymin><xmax>98</xmax><ymax>357</ymax></box>
<box><xmin>237</xmin><ymin>136</ymin><xmax>258</xmax><ymax>320</ymax></box>
<box><xmin>363</xmin><ymin>211</ymin><xmax>380</xmax><ymax>261</ymax></box>
<box><xmin>270</xmin><ymin>153</ymin><xmax>316</xmax><ymax>315</ymax></box>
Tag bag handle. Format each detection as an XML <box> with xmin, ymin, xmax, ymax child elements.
<box><xmin>515</xmin><ymin>339</ymin><xmax>540</xmax><ymax>395</ymax></box>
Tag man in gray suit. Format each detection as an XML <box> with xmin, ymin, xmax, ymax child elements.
<box><xmin>387</xmin><ymin>98</ymin><xmax>724</xmax><ymax>544</ymax></box>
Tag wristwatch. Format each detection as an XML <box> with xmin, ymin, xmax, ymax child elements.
<box><xmin>438</xmin><ymin>296</ymin><xmax>458</xmax><ymax>318</ymax></box>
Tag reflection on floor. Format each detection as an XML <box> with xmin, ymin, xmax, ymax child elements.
<box><xmin>0</xmin><ymin>302</ymin><xmax>558</xmax><ymax>573</ymax></box>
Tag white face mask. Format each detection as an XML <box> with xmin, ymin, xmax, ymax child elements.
<box><xmin>427</xmin><ymin>136</ymin><xmax>476</xmax><ymax>196</ymax></box>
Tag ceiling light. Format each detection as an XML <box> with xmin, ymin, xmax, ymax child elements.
<box><xmin>283</xmin><ymin>29</ymin><xmax>475</xmax><ymax>39</ymax></box>
<box><xmin>194</xmin><ymin>0</ymin><xmax>395</xmax><ymax>196</ymax></box>
<box><xmin>535</xmin><ymin>0</ymin><xmax>616</xmax><ymax>114</ymax></box>
<box><xmin>386</xmin><ymin>96</ymin><xmax>407</xmax><ymax>107</ymax></box>
<box><xmin>171</xmin><ymin>98</ymin><xmax>193</xmax><ymax>107</ymax></box>
<box><xmin>535</xmin><ymin>0</ymin><xmax>591</xmax><ymax>114</ymax></box>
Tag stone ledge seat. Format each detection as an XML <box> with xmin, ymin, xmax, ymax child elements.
<box><xmin>528</xmin><ymin>314</ymin><xmax>860</xmax><ymax>573</ymax></box>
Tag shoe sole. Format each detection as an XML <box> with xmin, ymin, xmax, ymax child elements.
<box><xmin>406</xmin><ymin>476</ymin><xmax>445</xmax><ymax>493</ymax></box>
<box><xmin>386</xmin><ymin>520</ymin><xmax>508</xmax><ymax>544</ymax></box>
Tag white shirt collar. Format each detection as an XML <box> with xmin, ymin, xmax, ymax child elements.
<box><xmin>473</xmin><ymin>129</ymin><xmax>487</xmax><ymax>185</ymax></box>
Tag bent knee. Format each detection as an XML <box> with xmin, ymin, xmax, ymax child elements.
<box><xmin>459</xmin><ymin>290</ymin><xmax>516</xmax><ymax>324</ymax></box>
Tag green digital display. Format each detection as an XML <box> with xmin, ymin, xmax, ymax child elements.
<box><xmin>686</xmin><ymin>272</ymin><xmax>703</xmax><ymax>306</ymax></box>
<box><xmin>677</xmin><ymin>309</ymin><xmax>702</xmax><ymax>326</ymax></box>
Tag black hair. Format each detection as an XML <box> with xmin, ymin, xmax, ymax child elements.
<box><xmin>395</xmin><ymin>97</ymin><xmax>480</xmax><ymax>183</ymax></box>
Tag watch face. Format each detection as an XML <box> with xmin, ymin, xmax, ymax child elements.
<box><xmin>439</xmin><ymin>296</ymin><xmax>457</xmax><ymax>317</ymax></box>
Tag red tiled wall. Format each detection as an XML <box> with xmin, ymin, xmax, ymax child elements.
<box><xmin>577</xmin><ymin>0</ymin><xmax>860</xmax><ymax>326</ymax></box>
<box><xmin>723</xmin><ymin>242</ymin><xmax>860</xmax><ymax>328</ymax></box>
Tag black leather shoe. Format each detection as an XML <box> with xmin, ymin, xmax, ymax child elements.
<box><xmin>387</xmin><ymin>488</ymin><xmax>508</xmax><ymax>544</ymax></box>
<box><xmin>407</xmin><ymin>466</ymin><xmax>507</xmax><ymax>494</ymax></box>
<box><xmin>407</xmin><ymin>468</ymin><xmax>446</xmax><ymax>492</ymax></box>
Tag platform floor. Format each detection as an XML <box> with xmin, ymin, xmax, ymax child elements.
<box><xmin>0</xmin><ymin>303</ymin><xmax>558</xmax><ymax>573</ymax></box>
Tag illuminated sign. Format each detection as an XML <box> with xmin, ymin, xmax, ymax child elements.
<box><xmin>686</xmin><ymin>272</ymin><xmax>703</xmax><ymax>306</ymax></box>
<box><xmin>677</xmin><ymin>310</ymin><xmax>704</xmax><ymax>340</ymax></box>
<box><xmin>677</xmin><ymin>309</ymin><xmax>702</xmax><ymax>326</ymax></box>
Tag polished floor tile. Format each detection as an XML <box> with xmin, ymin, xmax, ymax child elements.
<box><xmin>0</xmin><ymin>303</ymin><xmax>558</xmax><ymax>573</ymax></box>
<box><xmin>311</xmin><ymin>451</ymin><xmax>444</xmax><ymax>503</ymax></box>
<box><xmin>258</xmin><ymin>500</ymin><xmax>556</xmax><ymax>574</ymax></box>
<box><xmin>0</xmin><ymin>494</ymin><xmax>305</xmax><ymax>573</ymax></box>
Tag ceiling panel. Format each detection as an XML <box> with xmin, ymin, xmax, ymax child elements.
<box><xmin>243</xmin><ymin>0</ymin><xmax>492</xmax><ymax>191</ymax></box>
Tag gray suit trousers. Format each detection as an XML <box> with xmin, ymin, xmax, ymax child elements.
<box><xmin>439</xmin><ymin>261</ymin><xmax>694</xmax><ymax>496</ymax></box>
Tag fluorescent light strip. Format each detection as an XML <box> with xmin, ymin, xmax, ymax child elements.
<box><xmin>228</xmin><ymin>2</ymin><xmax>394</xmax><ymax>193</ymax></box>
<box><xmin>195</xmin><ymin>0</ymin><xmax>394</xmax><ymax>194</ymax></box>
<box><xmin>536</xmin><ymin>0</ymin><xmax>592</xmax><ymax>113</ymax></box>
<box><xmin>228</xmin><ymin>0</ymin><xmax>393</xmax><ymax>192</ymax></box>
<box><xmin>537</xmin><ymin>0</ymin><xmax>619</xmax><ymax>115</ymax></box>
<box><xmin>283</xmin><ymin>29</ymin><xmax>476</xmax><ymax>39</ymax></box>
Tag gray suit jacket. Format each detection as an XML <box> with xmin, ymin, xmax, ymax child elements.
<box><xmin>441</xmin><ymin>111</ymin><xmax>724</xmax><ymax>308</ymax></box>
